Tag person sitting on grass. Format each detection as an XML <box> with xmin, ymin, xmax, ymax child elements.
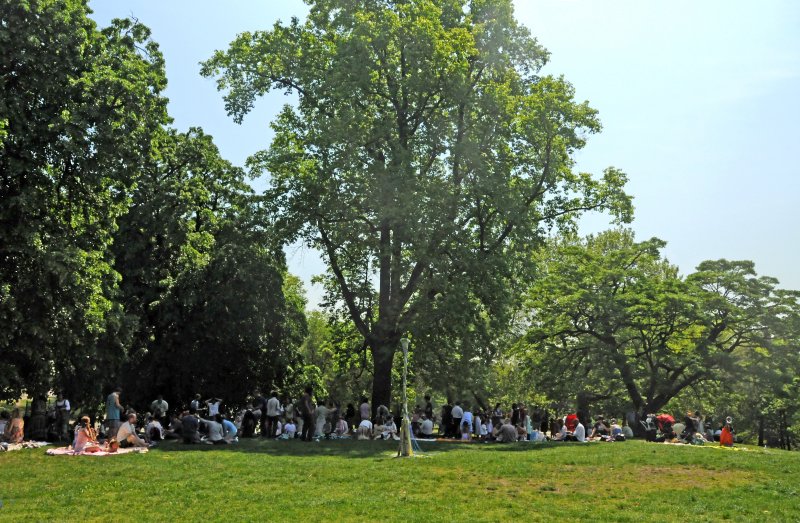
<box><xmin>380</xmin><ymin>417</ymin><xmax>399</xmax><ymax>440</ymax></box>
<box><xmin>73</xmin><ymin>416</ymin><xmax>99</xmax><ymax>453</ymax></box>
<box><xmin>590</xmin><ymin>416</ymin><xmax>610</xmax><ymax>440</ymax></box>
<box><xmin>335</xmin><ymin>415</ymin><xmax>349</xmax><ymax>438</ymax></box>
<box><xmin>357</xmin><ymin>418</ymin><xmax>373</xmax><ymax>440</ymax></box>
<box><xmin>164</xmin><ymin>413</ymin><xmax>183</xmax><ymax>440</ymax></box>
<box><xmin>145</xmin><ymin>415</ymin><xmax>164</xmax><ymax>443</ymax></box>
<box><xmin>496</xmin><ymin>419</ymin><xmax>517</xmax><ymax>443</ymax></box>
<box><xmin>117</xmin><ymin>413</ymin><xmax>148</xmax><ymax>448</ymax></box>
<box><xmin>181</xmin><ymin>409</ymin><xmax>201</xmax><ymax>444</ymax></box>
<box><xmin>679</xmin><ymin>411</ymin><xmax>697</xmax><ymax>442</ymax></box>
<box><xmin>201</xmin><ymin>414</ymin><xmax>228</xmax><ymax>445</ymax></box>
<box><xmin>566</xmin><ymin>420</ymin><xmax>586</xmax><ymax>442</ymax></box>
<box><xmin>420</xmin><ymin>415</ymin><xmax>434</xmax><ymax>438</ymax></box>
<box><xmin>461</xmin><ymin>420</ymin><xmax>471</xmax><ymax>441</ymax></box>
<box><xmin>551</xmin><ymin>419</ymin><xmax>567</xmax><ymax>441</ymax></box>
<box><xmin>622</xmin><ymin>421</ymin><xmax>634</xmax><ymax>440</ymax></box>
<box><xmin>222</xmin><ymin>415</ymin><xmax>238</xmax><ymax>443</ymax></box>
<box><xmin>609</xmin><ymin>419</ymin><xmax>625</xmax><ymax>441</ymax></box>
<box><xmin>281</xmin><ymin>417</ymin><xmax>296</xmax><ymax>439</ymax></box>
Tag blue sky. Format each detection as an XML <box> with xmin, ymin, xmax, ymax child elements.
<box><xmin>89</xmin><ymin>1</ymin><xmax>800</xmax><ymax>307</ymax></box>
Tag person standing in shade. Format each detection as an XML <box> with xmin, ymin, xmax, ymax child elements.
<box><xmin>450</xmin><ymin>402</ymin><xmax>464</xmax><ymax>439</ymax></box>
<box><xmin>266</xmin><ymin>391</ymin><xmax>281</xmax><ymax>438</ymax></box>
<box><xmin>424</xmin><ymin>395</ymin><xmax>434</xmax><ymax>421</ymax></box>
<box><xmin>345</xmin><ymin>403</ymin><xmax>356</xmax><ymax>431</ymax></box>
<box><xmin>190</xmin><ymin>394</ymin><xmax>202</xmax><ymax>413</ymax></box>
<box><xmin>150</xmin><ymin>395</ymin><xmax>169</xmax><ymax>426</ymax></box>
<box><xmin>300</xmin><ymin>386</ymin><xmax>315</xmax><ymax>441</ymax></box>
<box><xmin>441</xmin><ymin>402</ymin><xmax>453</xmax><ymax>437</ymax></box>
<box><xmin>359</xmin><ymin>396</ymin><xmax>370</xmax><ymax>421</ymax></box>
<box><xmin>55</xmin><ymin>392</ymin><xmax>71</xmax><ymax>442</ymax></box>
<box><xmin>105</xmin><ymin>387</ymin><xmax>123</xmax><ymax>439</ymax></box>
<box><xmin>205</xmin><ymin>397</ymin><xmax>222</xmax><ymax>417</ymax></box>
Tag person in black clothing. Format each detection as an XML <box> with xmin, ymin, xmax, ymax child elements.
<box><xmin>345</xmin><ymin>403</ymin><xmax>356</xmax><ymax>432</ymax></box>
<box><xmin>441</xmin><ymin>402</ymin><xmax>452</xmax><ymax>437</ymax></box>
<box><xmin>680</xmin><ymin>410</ymin><xmax>697</xmax><ymax>442</ymax></box>
<box><xmin>510</xmin><ymin>403</ymin><xmax>520</xmax><ymax>427</ymax></box>
<box><xmin>424</xmin><ymin>395</ymin><xmax>434</xmax><ymax>421</ymax></box>
<box><xmin>300</xmin><ymin>386</ymin><xmax>315</xmax><ymax>442</ymax></box>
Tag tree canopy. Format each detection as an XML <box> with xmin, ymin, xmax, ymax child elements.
<box><xmin>202</xmin><ymin>0</ymin><xmax>632</xmax><ymax>411</ymax></box>
<box><xmin>515</xmin><ymin>230</ymin><xmax>800</xmax><ymax>432</ymax></box>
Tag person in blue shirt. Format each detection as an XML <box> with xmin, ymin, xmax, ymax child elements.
<box><xmin>222</xmin><ymin>416</ymin><xmax>238</xmax><ymax>443</ymax></box>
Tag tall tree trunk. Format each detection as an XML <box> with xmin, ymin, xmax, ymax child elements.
<box><xmin>370</xmin><ymin>342</ymin><xmax>395</xmax><ymax>418</ymax></box>
<box><xmin>758</xmin><ymin>415</ymin><xmax>765</xmax><ymax>447</ymax></box>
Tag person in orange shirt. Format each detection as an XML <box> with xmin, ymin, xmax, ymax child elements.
<box><xmin>719</xmin><ymin>418</ymin><xmax>735</xmax><ymax>447</ymax></box>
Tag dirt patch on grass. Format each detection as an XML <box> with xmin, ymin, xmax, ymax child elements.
<box><xmin>514</xmin><ymin>465</ymin><xmax>750</xmax><ymax>496</ymax></box>
<box><xmin>472</xmin><ymin>465</ymin><xmax>750</xmax><ymax>499</ymax></box>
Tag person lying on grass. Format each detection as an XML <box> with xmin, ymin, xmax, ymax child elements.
<box><xmin>116</xmin><ymin>413</ymin><xmax>148</xmax><ymax>448</ymax></box>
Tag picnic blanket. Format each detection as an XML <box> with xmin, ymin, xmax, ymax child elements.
<box><xmin>0</xmin><ymin>441</ymin><xmax>50</xmax><ymax>452</ymax></box>
<box><xmin>46</xmin><ymin>446</ymin><xmax>148</xmax><ymax>457</ymax></box>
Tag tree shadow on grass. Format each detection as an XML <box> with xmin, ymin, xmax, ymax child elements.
<box><xmin>151</xmin><ymin>438</ymin><xmax>569</xmax><ymax>459</ymax></box>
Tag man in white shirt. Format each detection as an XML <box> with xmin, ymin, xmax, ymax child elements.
<box><xmin>420</xmin><ymin>415</ymin><xmax>434</xmax><ymax>437</ymax></box>
<box><xmin>265</xmin><ymin>391</ymin><xmax>281</xmax><ymax>438</ymax></box>
<box><xmin>150</xmin><ymin>395</ymin><xmax>169</xmax><ymax>419</ymax></box>
<box><xmin>117</xmin><ymin>413</ymin><xmax>148</xmax><ymax>448</ymax></box>
<box><xmin>206</xmin><ymin>398</ymin><xmax>222</xmax><ymax>417</ymax></box>
<box><xmin>571</xmin><ymin>421</ymin><xmax>586</xmax><ymax>442</ymax></box>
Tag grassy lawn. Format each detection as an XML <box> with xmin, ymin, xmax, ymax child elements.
<box><xmin>0</xmin><ymin>439</ymin><xmax>798</xmax><ymax>521</ymax></box>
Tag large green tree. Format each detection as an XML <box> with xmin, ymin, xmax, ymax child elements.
<box><xmin>202</xmin><ymin>0</ymin><xmax>631</xmax><ymax>411</ymax></box>
<box><xmin>0</xmin><ymin>0</ymin><xmax>169</xmax><ymax>402</ymax></box>
<box><xmin>111</xmin><ymin>127</ymin><xmax>307</xmax><ymax>408</ymax></box>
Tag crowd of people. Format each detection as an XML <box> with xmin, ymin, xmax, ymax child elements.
<box><xmin>0</xmin><ymin>387</ymin><xmax>738</xmax><ymax>450</ymax></box>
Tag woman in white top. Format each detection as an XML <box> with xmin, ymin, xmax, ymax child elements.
<box><xmin>282</xmin><ymin>419</ymin><xmax>296</xmax><ymax>439</ymax></box>
<box><xmin>357</xmin><ymin>419</ymin><xmax>373</xmax><ymax>440</ymax></box>
<box><xmin>314</xmin><ymin>402</ymin><xmax>331</xmax><ymax>438</ymax></box>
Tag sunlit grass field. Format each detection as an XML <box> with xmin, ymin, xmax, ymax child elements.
<box><xmin>1</xmin><ymin>439</ymin><xmax>798</xmax><ymax>521</ymax></box>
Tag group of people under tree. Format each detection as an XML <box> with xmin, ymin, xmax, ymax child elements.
<box><xmin>0</xmin><ymin>383</ymin><xmax>741</xmax><ymax>451</ymax></box>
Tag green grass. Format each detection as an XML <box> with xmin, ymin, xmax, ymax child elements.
<box><xmin>1</xmin><ymin>439</ymin><xmax>798</xmax><ymax>521</ymax></box>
